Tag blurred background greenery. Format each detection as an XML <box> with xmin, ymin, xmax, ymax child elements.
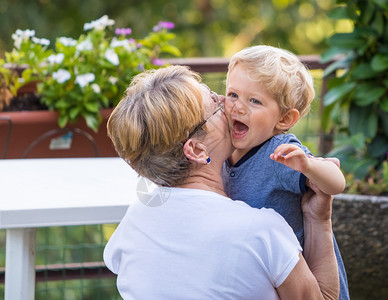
<box><xmin>0</xmin><ymin>0</ymin><xmax>352</xmax><ymax>58</ymax></box>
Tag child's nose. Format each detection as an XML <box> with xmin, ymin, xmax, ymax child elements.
<box><xmin>231</xmin><ymin>98</ymin><xmax>247</xmax><ymax>115</ymax></box>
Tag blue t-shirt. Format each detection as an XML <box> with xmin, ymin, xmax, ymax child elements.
<box><xmin>222</xmin><ymin>133</ymin><xmax>350</xmax><ymax>300</ymax></box>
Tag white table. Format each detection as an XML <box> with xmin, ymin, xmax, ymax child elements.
<box><xmin>0</xmin><ymin>158</ymin><xmax>139</xmax><ymax>300</ymax></box>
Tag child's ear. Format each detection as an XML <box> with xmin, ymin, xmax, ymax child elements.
<box><xmin>276</xmin><ymin>109</ymin><xmax>299</xmax><ymax>131</ymax></box>
<box><xmin>183</xmin><ymin>138</ymin><xmax>208</xmax><ymax>164</ymax></box>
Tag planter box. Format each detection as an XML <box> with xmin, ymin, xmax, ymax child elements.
<box><xmin>0</xmin><ymin>109</ymin><xmax>117</xmax><ymax>159</ymax></box>
<box><xmin>332</xmin><ymin>194</ymin><xmax>388</xmax><ymax>300</ymax></box>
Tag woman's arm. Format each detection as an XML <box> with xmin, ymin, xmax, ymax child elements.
<box><xmin>276</xmin><ymin>182</ymin><xmax>339</xmax><ymax>300</ymax></box>
<box><xmin>270</xmin><ymin>144</ymin><xmax>345</xmax><ymax>195</ymax></box>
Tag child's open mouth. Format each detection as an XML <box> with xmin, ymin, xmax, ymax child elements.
<box><xmin>232</xmin><ymin>120</ymin><xmax>249</xmax><ymax>139</ymax></box>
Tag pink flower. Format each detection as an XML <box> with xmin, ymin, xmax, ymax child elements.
<box><xmin>115</xmin><ymin>28</ymin><xmax>132</xmax><ymax>35</ymax></box>
<box><xmin>152</xmin><ymin>58</ymin><xmax>164</xmax><ymax>66</ymax></box>
<box><xmin>153</xmin><ymin>21</ymin><xmax>175</xmax><ymax>32</ymax></box>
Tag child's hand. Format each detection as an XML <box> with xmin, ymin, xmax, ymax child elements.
<box><xmin>270</xmin><ymin>144</ymin><xmax>310</xmax><ymax>173</ymax></box>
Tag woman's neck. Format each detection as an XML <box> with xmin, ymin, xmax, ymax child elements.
<box><xmin>176</xmin><ymin>165</ymin><xmax>227</xmax><ymax>197</ymax></box>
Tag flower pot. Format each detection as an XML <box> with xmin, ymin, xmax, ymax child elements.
<box><xmin>0</xmin><ymin>108</ymin><xmax>117</xmax><ymax>159</ymax></box>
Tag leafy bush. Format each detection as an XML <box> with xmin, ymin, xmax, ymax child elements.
<box><xmin>321</xmin><ymin>0</ymin><xmax>388</xmax><ymax>189</ymax></box>
<box><xmin>0</xmin><ymin>16</ymin><xmax>180</xmax><ymax>131</ymax></box>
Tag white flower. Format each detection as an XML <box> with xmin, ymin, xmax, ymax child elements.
<box><xmin>75</xmin><ymin>73</ymin><xmax>95</xmax><ymax>87</ymax></box>
<box><xmin>83</xmin><ymin>15</ymin><xmax>115</xmax><ymax>31</ymax></box>
<box><xmin>76</xmin><ymin>38</ymin><xmax>93</xmax><ymax>52</ymax></box>
<box><xmin>58</xmin><ymin>37</ymin><xmax>77</xmax><ymax>47</ymax></box>
<box><xmin>31</xmin><ymin>37</ymin><xmax>50</xmax><ymax>46</ymax></box>
<box><xmin>91</xmin><ymin>83</ymin><xmax>101</xmax><ymax>93</ymax></box>
<box><xmin>108</xmin><ymin>76</ymin><xmax>118</xmax><ymax>84</ymax></box>
<box><xmin>11</xmin><ymin>29</ymin><xmax>35</xmax><ymax>49</ymax></box>
<box><xmin>105</xmin><ymin>49</ymin><xmax>119</xmax><ymax>65</ymax></box>
<box><xmin>53</xmin><ymin>69</ymin><xmax>71</xmax><ymax>83</ymax></box>
<box><xmin>110</xmin><ymin>38</ymin><xmax>134</xmax><ymax>51</ymax></box>
<box><xmin>47</xmin><ymin>53</ymin><xmax>65</xmax><ymax>64</ymax></box>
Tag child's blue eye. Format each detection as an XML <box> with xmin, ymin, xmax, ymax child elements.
<box><xmin>228</xmin><ymin>92</ymin><xmax>238</xmax><ymax>98</ymax></box>
<box><xmin>250</xmin><ymin>98</ymin><xmax>261</xmax><ymax>105</ymax></box>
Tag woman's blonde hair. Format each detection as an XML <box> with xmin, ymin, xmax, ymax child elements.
<box><xmin>227</xmin><ymin>45</ymin><xmax>315</xmax><ymax>117</ymax></box>
<box><xmin>107</xmin><ymin>65</ymin><xmax>205</xmax><ymax>186</ymax></box>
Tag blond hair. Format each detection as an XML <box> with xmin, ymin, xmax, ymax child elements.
<box><xmin>227</xmin><ymin>45</ymin><xmax>315</xmax><ymax>117</ymax></box>
<box><xmin>107</xmin><ymin>65</ymin><xmax>205</xmax><ymax>186</ymax></box>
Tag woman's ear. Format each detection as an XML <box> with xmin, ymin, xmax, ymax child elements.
<box><xmin>183</xmin><ymin>138</ymin><xmax>208</xmax><ymax>164</ymax></box>
<box><xmin>276</xmin><ymin>109</ymin><xmax>299</xmax><ymax>131</ymax></box>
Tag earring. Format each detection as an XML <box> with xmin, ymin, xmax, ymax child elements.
<box><xmin>206</xmin><ymin>155</ymin><xmax>211</xmax><ymax>164</ymax></box>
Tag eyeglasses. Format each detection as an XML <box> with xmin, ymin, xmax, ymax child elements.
<box><xmin>187</xmin><ymin>84</ymin><xmax>224</xmax><ymax>139</ymax></box>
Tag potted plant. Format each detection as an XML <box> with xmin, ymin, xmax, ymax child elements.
<box><xmin>0</xmin><ymin>16</ymin><xmax>180</xmax><ymax>158</ymax></box>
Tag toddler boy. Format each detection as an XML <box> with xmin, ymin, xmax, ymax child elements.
<box><xmin>222</xmin><ymin>45</ymin><xmax>349</xmax><ymax>300</ymax></box>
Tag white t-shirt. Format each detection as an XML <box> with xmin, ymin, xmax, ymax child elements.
<box><xmin>104</xmin><ymin>188</ymin><xmax>302</xmax><ymax>300</ymax></box>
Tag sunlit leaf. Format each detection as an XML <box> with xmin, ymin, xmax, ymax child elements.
<box><xmin>84</xmin><ymin>102</ymin><xmax>100</xmax><ymax>113</ymax></box>
<box><xmin>160</xmin><ymin>45</ymin><xmax>181</xmax><ymax>57</ymax></box>
<box><xmin>84</xmin><ymin>113</ymin><xmax>101</xmax><ymax>132</ymax></box>
<box><xmin>58</xmin><ymin>114</ymin><xmax>69</xmax><ymax>128</ymax></box>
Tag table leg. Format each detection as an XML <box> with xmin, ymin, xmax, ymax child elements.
<box><xmin>5</xmin><ymin>228</ymin><xmax>36</xmax><ymax>300</ymax></box>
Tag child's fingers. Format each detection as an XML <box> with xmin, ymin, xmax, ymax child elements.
<box><xmin>273</xmin><ymin>144</ymin><xmax>299</xmax><ymax>160</ymax></box>
<box><xmin>281</xmin><ymin>149</ymin><xmax>304</xmax><ymax>160</ymax></box>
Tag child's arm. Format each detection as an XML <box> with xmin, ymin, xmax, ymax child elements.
<box><xmin>270</xmin><ymin>143</ymin><xmax>346</xmax><ymax>195</ymax></box>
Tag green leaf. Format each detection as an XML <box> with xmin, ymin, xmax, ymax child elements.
<box><xmin>359</xmin><ymin>2</ymin><xmax>376</xmax><ymax>25</ymax></box>
<box><xmin>326</xmin><ymin>144</ymin><xmax>356</xmax><ymax>164</ymax></box>
<box><xmin>354</xmin><ymin>84</ymin><xmax>386</xmax><ymax>106</ymax></box>
<box><xmin>84</xmin><ymin>113</ymin><xmax>101</xmax><ymax>132</ymax></box>
<box><xmin>328</xmin><ymin>32</ymin><xmax>365</xmax><ymax>49</ymax></box>
<box><xmin>380</xmin><ymin>96</ymin><xmax>388</xmax><ymax>112</ymax></box>
<box><xmin>323</xmin><ymin>57</ymin><xmax>352</xmax><ymax>77</ymax></box>
<box><xmin>84</xmin><ymin>102</ymin><xmax>100</xmax><ymax>113</ymax></box>
<box><xmin>350</xmin><ymin>133</ymin><xmax>367</xmax><ymax>150</ymax></box>
<box><xmin>368</xmin><ymin>135</ymin><xmax>388</xmax><ymax>158</ymax></box>
<box><xmin>351</xmin><ymin>63</ymin><xmax>379</xmax><ymax>79</ymax></box>
<box><xmin>371</xmin><ymin>54</ymin><xmax>388</xmax><ymax>71</ymax></box>
<box><xmin>69</xmin><ymin>107</ymin><xmax>81</xmax><ymax>121</ymax></box>
<box><xmin>352</xmin><ymin>158</ymin><xmax>378</xmax><ymax>179</ymax></box>
<box><xmin>320</xmin><ymin>48</ymin><xmax>346</xmax><ymax>63</ymax></box>
<box><xmin>324</xmin><ymin>82</ymin><xmax>356</xmax><ymax>106</ymax></box>
<box><xmin>349</xmin><ymin>104</ymin><xmax>378</xmax><ymax>138</ymax></box>
<box><xmin>55</xmin><ymin>99</ymin><xmax>71</xmax><ymax>109</ymax></box>
<box><xmin>378</xmin><ymin>45</ymin><xmax>388</xmax><ymax>56</ymax></box>
<box><xmin>379</xmin><ymin>109</ymin><xmax>388</xmax><ymax>135</ymax></box>
<box><xmin>370</xmin><ymin>9</ymin><xmax>385</xmax><ymax>36</ymax></box>
<box><xmin>373</xmin><ymin>0</ymin><xmax>388</xmax><ymax>9</ymax></box>
<box><xmin>58</xmin><ymin>114</ymin><xmax>69</xmax><ymax>128</ymax></box>
<box><xmin>159</xmin><ymin>45</ymin><xmax>181</xmax><ymax>57</ymax></box>
<box><xmin>327</xmin><ymin>6</ymin><xmax>351</xmax><ymax>20</ymax></box>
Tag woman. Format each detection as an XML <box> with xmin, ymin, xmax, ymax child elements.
<box><xmin>104</xmin><ymin>65</ymin><xmax>339</xmax><ymax>300</ymax></box>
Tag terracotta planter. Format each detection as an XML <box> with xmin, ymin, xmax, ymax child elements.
<box><xmin>0</xmin><ymin>108</ymin><xmax>117</xmax><ymax>159</ymax></box>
